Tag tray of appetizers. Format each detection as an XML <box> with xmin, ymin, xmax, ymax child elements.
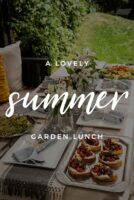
<box><xmin>99</xmin><ymin>65</ymin><xmax>134</xmax><ymax>80</ymax></box>
<box><xmin>56</xmin><ymin>131</ymin><xmax>133</xmax><ymax>193</ymax></box>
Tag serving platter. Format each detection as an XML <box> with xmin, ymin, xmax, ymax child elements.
<box><xmin>2</xmin><ymin>134</ymin><xmax>71</xmax><ymax>169</ymax></box>
<box><xmin>56</xmin><ymin>132</ymin><xmax>133</xmax><ymax>193</ymax></box>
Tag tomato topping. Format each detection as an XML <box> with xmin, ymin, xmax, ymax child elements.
<box><xmin>79</xmin><ymin>151</ymin><xmax>85</xmax><ymax>158</ymax></box>
<box><xmin>77</xmin><ymin>145</ymin><xmax>92</xmax><ymax>158</ymax></box>
<box><xmin>100</xmin><ymin>151</ymin><xmax>119</xmax><ymax>162</ymax></box>
<box><xmin>85</xmin><ymin>138</ymin><xmax>99</xmax><ymax>146</ymax></box>
<box><xmin>76</xmin><ymin>167</ymin><xmax>85</xmax><ymax>172</ymax></box>
<box><xmin>69</xmin><ymin>158</ymin><xmax>86</xmax><ymax>171</ymax></box>
<box><xmin>104</xmin><ymin>138</ymin><xmax>122</xmax><ymax>151</ymax></box>
<box><xmin>91</xmin><ymin>164</ymin><xmax>113</xmax><ymax>177</ymax></box>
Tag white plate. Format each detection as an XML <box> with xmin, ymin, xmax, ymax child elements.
<box><xmin>2</xmin><ymin>135</ymin><xmax>70</xmax><ymax>169</ymax></box>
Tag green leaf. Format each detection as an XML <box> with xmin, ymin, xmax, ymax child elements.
<box><xmin>65</xmin><ymin>67</ymin><xmax>74</xmax><ymax>75</ymax></box>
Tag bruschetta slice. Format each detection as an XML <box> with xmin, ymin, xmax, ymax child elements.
<box><xmin>75</xmin><ymin>144</ymin><xmax>96</xmax><ymax>164</ymax></box>
<box><xmin>82</xmin><ymin>138</ymin><xmax>101</xmax><ymax>153</ymax></box>
<box><xmin>91</xmin><ymin>163</ymin><xmax>117</xmax><ymax>183</ymax></box>
<box><xmin>103</xmin><ymin>138</ymin><xmax>123</xmax><ymax>155</ymax></box>
<box><xmin>68</xmin><ymin>158</ymin><xmax>90</xmax><ymax>179</ymax></box>
<box><xmin>99</xmin><ymin>151</ymin><xmax>122</xmax><ymax>169</ymax></box>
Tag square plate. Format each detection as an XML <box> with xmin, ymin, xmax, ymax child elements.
<box><xmin>2</xmin><ymin>135</ymin><xmax>70</xmax><ymax>169</ymax></box>
<box><xmin>76</xmin><ymin>104</ymin><xmax>128</xmax><ymax>129</ymax></box>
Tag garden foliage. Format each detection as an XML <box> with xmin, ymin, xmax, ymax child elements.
<box><xmin>10</xmin><ymin>0</ymin><xmax>89</xmax><ymax>63</ymax></box>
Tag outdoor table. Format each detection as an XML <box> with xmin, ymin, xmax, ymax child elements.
<box><xmin>0</xmin><ymin>66</ymin><xmax>134</xmax><ymax>200</ymax></box>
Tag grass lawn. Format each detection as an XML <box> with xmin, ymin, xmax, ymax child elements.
<box><xmin>69</xmin><ymin>12</ymin><xmax>134</xmax><ymax>64</ymax></box>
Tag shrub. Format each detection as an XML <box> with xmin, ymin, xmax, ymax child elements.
<box><xmin>9</xmin><ymin>0</ymin><xmax>89</xmax><ymax>63</ymax></box>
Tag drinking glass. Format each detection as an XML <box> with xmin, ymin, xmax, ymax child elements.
<box><xmin>58</xmin><ymin>110</ymin><xmax>74</xmax><ymax>133</ymax></box>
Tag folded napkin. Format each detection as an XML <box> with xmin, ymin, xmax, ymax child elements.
<box><xmin>121</xmin><ymin>79</ymin><xmax>131</xmax><ymax>87</ymax></box>
<box><xmin>29</xmin><ymin>98</ymin><xmax>50</xmax><ymax>114</ymax></box>
<box><xmin>83</xmin><ymin>110</ymin><xmax>124</xmax><ymax>124</ymax></box>
<box><xmin>102</xmin><ymin>79</ymin><xmax>130</xmax><ymax>90</ymax></box>
<box><xmin>83</xmin><ymin>110</ymin><xmax>102</xmax><ymax>121</ymax></box>
<box><xmin>12</xmin><ymin>147</ymin><xmax>45</xmax><ymax>163</ymax></box>
<box><xmin>102</xmin><ymin>80</ymin><xmax>114</xmax><ymax>89</ymax></box>
<box><xmin>116</xmin><ymin>80</ymin><xmax>129</xmax><ymax>90</ymax></box>
<box><xmin>12</xmin><ymin>138</ymin><xmax>57</xmax><ymax>164</ymax></box>
<box><xmin>104</xmin><ymin>110</ymin><xmax>124</xmax><ymax>124</ymax></box>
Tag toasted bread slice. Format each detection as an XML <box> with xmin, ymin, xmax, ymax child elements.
<box><xmin>103</xmin><ymin>146</ymin><xmax>123</xmax><ymax>155</ymax></box>
<box><xmin>99</xmin><ymin>157</ymin><xmax>122</xmax><ymax>169</ymax></box>
<box><xmin>103</xmin><ymin>139</ymin><xmax>123</xmax><ymax>155</ymax></box>
<box><xmin>82</xmin><ymin>140</ymin><xmax>101</xmax><ymax>153</ymax></box>
<box><xmin>91</xmin><ymin>163</ymin><xmax>117</xmax><ymax>183</ymax></box>
<box><xmin>91</xmin><ymin>172</ymin><xmax>117</xmax><ymax>182</ymax></box>
<box><xmin>68</xmin><ymin>166</ymin><xmax>91</xmax><ymax>179</ymax></box>
<box><xmin>99</xmin><ymin>151</ymin><xmax>122</xmax><ymax>169</ymax></box>
<box><xmin>75</xmin><ymin>151</ymin><xmax>96</xmax><ymax>164</ymax></box>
